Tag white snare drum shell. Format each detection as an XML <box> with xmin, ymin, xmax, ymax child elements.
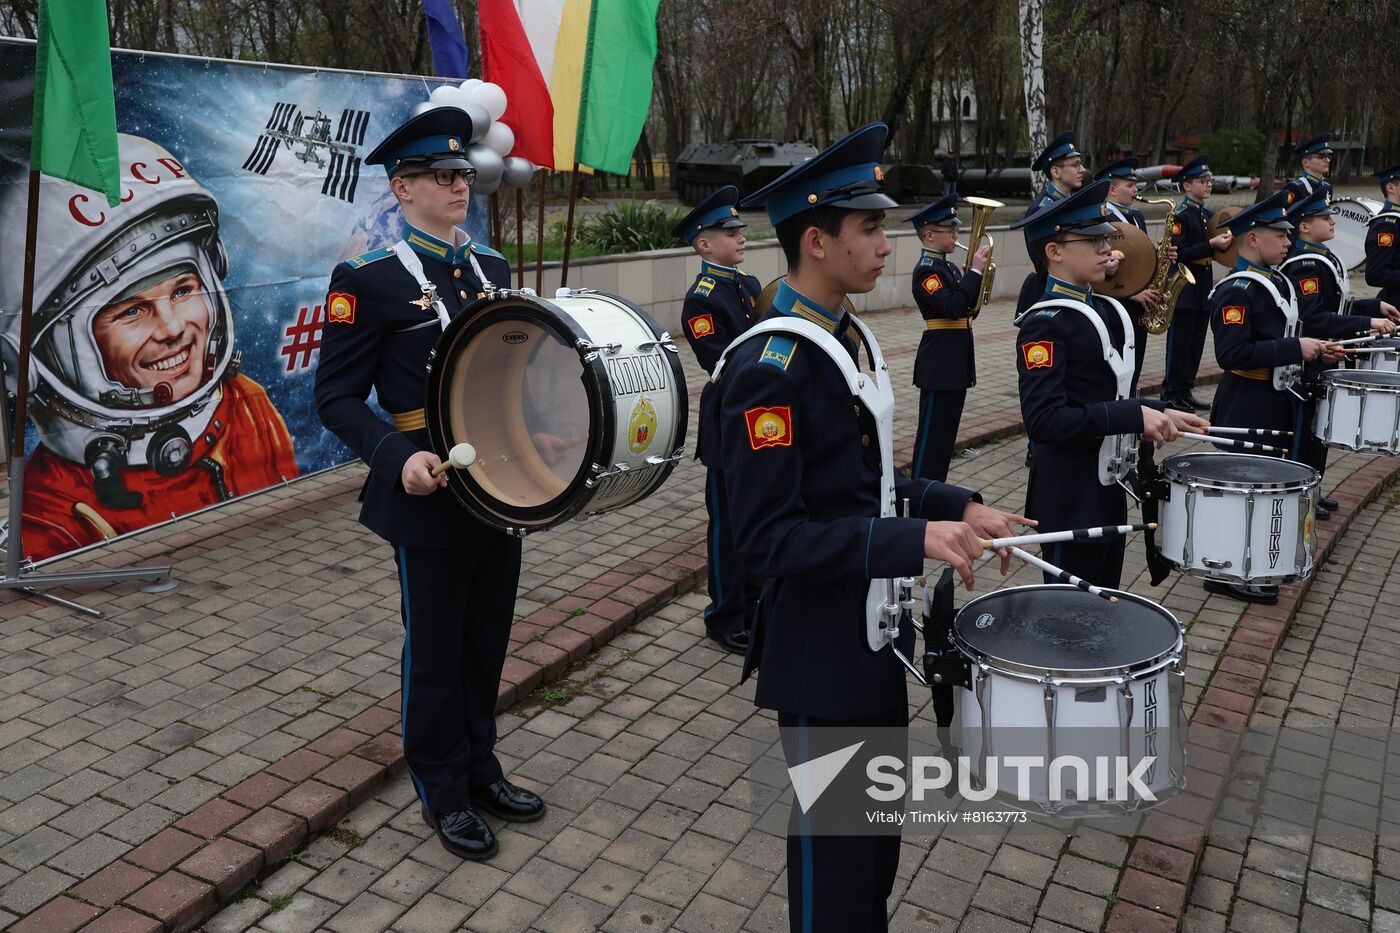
<box><xmin>1315</xmin><ymin>370</ymin><xmax>1400</xmax><ymax>454</ymax></box>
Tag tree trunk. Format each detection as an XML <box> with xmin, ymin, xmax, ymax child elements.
<box><xmin>1018</xmin><ymin>0</ymin><xmax>1046</xmax><ymax>161</ymax></box>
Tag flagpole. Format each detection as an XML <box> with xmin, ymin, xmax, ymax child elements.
<box><xmin>1</xmin><ymin>172</ymin><xmax>170</xmax><ymax>614</ymax></box>
<box><xmin>535</xmin><ymin>172</ymin><xmax>545</xmax><ymax>294</ymax></box>
<box><xmin>515</xmin><ymin>186</ymin><xmax>524</xmax><ymax>286</ymax></box>
<box><xmin>561</xmin><ymin>163</ymin><xmax>581</xmax><ymax>287</ymax></box>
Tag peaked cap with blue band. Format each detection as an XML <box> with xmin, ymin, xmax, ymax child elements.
<box><xmin>1221</xmin><ymin>189</ymin><xmax>1294</xmax><ymax>235</ymax></box>
<box><xmin>1031</xmin><ymin>131</ymin><xmax>1082</xmax><ymax>173</ymax></box>
<box><xmin>1295</xmin><ymin>134</ymin><xmax>1334</xmax><ymax>158</ymax></box>
<box><xmin>907</xmin><ymin>194</ymin><xmax>962</xmax><ymax>229</ymax></box>
<box><xmin>1094</xmin><ymin>156</ymin><xmax>1140</xmax><ymax>182</ymax></box>
<box><xmin>1178</xmin><ymin>154</ymin><xmax>1212</xmax><ymax>181</ymax></box>
<box><xmin>1374</xmin><ymin>165</ymin><xmax>1400</xmax><ymax>185</ymax></box>
<box><xmin>366</xmin><ymin>107</ymin><xmax>474</xmax><ymax>177</ymax></box>
<box><xmin>1011</xmin><ymin>177</ymin><xmax>1116</xmax><ymax>243</ymax></box>
<box><xmin>1287</xmin><ymin>186</ymin><xmax>1334</xmax><ymax>222</ymax></box>
<box><xmin>739</xmin><ymin>122</ymin><xmax>898</xmax><ymax>225</ymax></box>
<box><xmin>671</xmin><ymin>185</ymin><xmax>746</xmax><ymax>241</ymax></box>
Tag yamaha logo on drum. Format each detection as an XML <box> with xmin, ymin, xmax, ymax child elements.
<box><xmin>502</xmin><ymin>331</ymin><xmax>528</xmax><ymax>344</ymax></box>
<box><xmin>975</xmin><ymin>613</ymin><xmax>994</xmax><ymax>629</ymax></box>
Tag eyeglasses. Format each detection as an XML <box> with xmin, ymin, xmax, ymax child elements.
<box><xmin>1060</xmin><ymin>234</ymin><xmax>1120</xmax><ymax>252</ymax></box>
<box><xmin>401</xmin><ymin>168</ymin><xmax>477</xmax><ymax>187</ymax></box>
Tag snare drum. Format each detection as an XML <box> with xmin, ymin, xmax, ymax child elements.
<box><xmin>951</xmin><ymin>586</ymin><xmax>1186</xmax><ymax>817</ymax></box>
<box><xmin>1157</xmin><ymin>452</ymin><xmax>1318</xmax><ymax>584</ymax></box>
<box><xmin>425</xmin><ymin>288</ymin><xmax>688</xmax><ymax>533</ymax></box>
<box><xmin>1314</xmin><ymin>369</ymin><xmax>1400</xmax><ymax>454</ymax></box>
<box><xmin>1352</xmin><ymin>338</ymin><xmax>1400</xmax><ymax>374</ymax></box>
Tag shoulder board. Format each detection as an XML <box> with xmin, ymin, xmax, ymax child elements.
<box><xmin>1226</xmin><ymin>277</ymin><xmax>1251</xmax><ymax>289</ymax></box>
<box><xmin>1033</xmin><ymin>308</ymin><xmax>1060</xmax><ymax>317</ymax></box>
<box><xmin>758</xmin><ymin>335</ymin><xmax>797</xmax><ymax>371</ymax></box>
<box><xmin>469</xmin><ymin>242</ymin><xmax>507</xmax><ymax>261</ymax></box>
<box><xmin>346</xmin><ymin>245</ymin><xmax>397</xmax><ymax>269</ymax></box>
<box><xmin>694</xmin><ymin>276</ymin><xmax>716</xmax><ymax>297</ymax></box>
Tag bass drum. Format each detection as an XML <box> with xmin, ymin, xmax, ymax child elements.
<box><xmin>1330</xmin><ymin>197</ymin><xmax>1382</xmax><ymax>271</ymax></box>
<box><xmin>425</xmin><ymin>289</ymin><xmax>687</xmax><ymax>533</ymax></box>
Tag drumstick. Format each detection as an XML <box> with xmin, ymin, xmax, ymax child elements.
<box><xmin>430</xmin><ymin>443</ymin><xmax>477</xmax><ymax>477</ymax></box>
<box><xmin>979</xmin><ymin>523</ymin><xmax>1156</xmax><ymax>551</ymax></box>
<box><xmin>1206</xmin><ymin>426</ymin><xmax>1293</xmax><ymax>438</ymax></box>
<box><xmin>1010</xmin><ymin>547</ymin><xmax>1118</xmax><ymax>603</ymax></box>
<box><xmin>1178</xmin><ymin>432</ymin><xmax>1283</xmax><ymax>454</ymax></box>
<box><xmin>1333</xmin><ymin>334</ymin><xmax>1379</xmax><ymax>346</ymax></box>
<box><xmin>1340</xmin><ymin>347</ymin><xmax>1389</xmax><ymax>354</ymax></box>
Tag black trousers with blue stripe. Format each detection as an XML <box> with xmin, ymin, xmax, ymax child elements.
<box><xmin>1161</xmin><ymin>306</ymin><xmax>1210</xmax><ymax>400</ymax></box>
<box><xmin>778</xmin><ymin>703</ymin><xmax>906</xmax><ymax>933</ymax></box>
<box><xmin>911</xmin><ymin>389</ymin><xmax>966</xmax><ymax>482</ymax></box>
<box><xmin>1040</xmin><ymin>539</ymin><xmax>1126</xmax><ymax>591</ymax></box>
<box><xmin>394</xmin><ymin>536</ymin><xmax>522</xmax><ymax>812</ymax></box>
<box><xmin>704</xmin><ymin>468</ymin><xmax>757</xmax><ymax>636</ymax></box>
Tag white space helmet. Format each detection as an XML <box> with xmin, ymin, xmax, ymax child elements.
<box><xmin>0</xmin><ymin>134</ymin><xmax>237</xmax><ymax>481</ymax></box>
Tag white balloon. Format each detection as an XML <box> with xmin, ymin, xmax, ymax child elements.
<box><xmin>462</xmin><ymin>102</ymin><xmax>491</xmax><ymax>143</ymax></box>
<box><xmin>429</xmin><ymin>84</ymin><xmax>457</xmax><ymax>103</ymax></box>
<box><xmin>408</xmin><ymin>100</ymin><xmax>437</xmax><ymax>118</ymax></box>
<box><xmin>483</xmin><ymin>122</ymin><xmax>515</xmax><ymax>158</ymax></box>
<box><xmin>471</xmin><ymin>82</ymin><xmax>508</xmax><ymax>121</ymax></box>
<box><xmin>502</xmin><ymin>157</ymin><xmax>536</xmax><ymax>189</ymax></box>
<box><xmin>466</xmin><ymin>143</ymin><xmax>505</xmax><ymax>193</ymax></box>
<box><xmin>459</xmin><ymin>78</ymin><xmax>482</xmax><ymax>93</ymax></box>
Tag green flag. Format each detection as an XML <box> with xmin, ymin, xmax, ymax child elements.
<box><xmin>574</xmin><ymin>0</ymin><xmax>661</xmax><ymax>176</ymax></box>
<box><xmin>32</xmin><ymin>0</ymin><xmax>121</xmax><ymax>206</ymax></box>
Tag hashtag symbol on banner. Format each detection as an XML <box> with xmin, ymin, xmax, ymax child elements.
<box><xmin>281</xmin><ymin>304</ymin><xmax>324</xmax><ymax>372</ymax></box>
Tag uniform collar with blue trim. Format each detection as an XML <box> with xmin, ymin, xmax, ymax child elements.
<box><xmin>1044</xmin><ymin>184</ymin><xmax>1069</xmax><ymax>203</ymax></box>
<box><xmin>403</xmin><ymin>221</ymin><xmax>471</xmax><ymax>265</ymax></box>
<box><xmin>1233</xmin><ymin>255</ymin><xmax>1282</xmax><ymax>285</ymax></box>
<box><xmin>1043</xmin><ymin>275</ymin><xmax>1092</xmax><ymax>303</ymax></box>
<box><xmin>699</xmin><ymin>260</ymin><xmax>739</xmax><ymax>281</ymax></box>
<box><xmin>772</xmin><ymin>279</ymin><xmax>846</xmax><ymax>335</ymax></box>
<box><xmin>1302</xmin><ymin>171</ymin><xmax>1325</xmax><ymax>185</ymax></box>
<box><xmin>1385</xmin><ymin>201</ymin><xmax>1400</xmax><ymax>213</ymax></box>
<box><xmin>1181</xmin><ymin>195</ymin><xmax>1203</xmax><ymax>210</ymax></box>
<box><xmin>918</xmin><ymin>246</ymin><xmax>948</xmax><ymax>264</ymax></box>
<box><xmin>1291</xmin><ymin>240</ymin><xmax>1331</xmax><ymax>258</ymax></box>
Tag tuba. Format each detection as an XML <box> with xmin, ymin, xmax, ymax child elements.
<box><xmin>960</xmin><ymin>196</ymin><xmax>1004</xmax><ymax>319</ymax></box>
<box><xmin>1135</xmin><ymin>197</ymin><xmax>1195</xmax><ymax>335</ymax></box>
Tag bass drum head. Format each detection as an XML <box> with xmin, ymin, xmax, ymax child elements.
<box><xmin>1160</xmin><ymin>451</ymin><xmax>1316</xmax><ymax>490</ymax></box>
<box><xmin>1330</xmin><ymin>198</ymin><xmax>1382</xmax><ymax>271</ymax></box>
<box><xmin>953</xmin><ymin>585</ymin><xmax>1181</xmax><ymax>678</ymax></box>
<box><xmin>426</xmin><ymin>294</ymin><xmax>601</xmax><ymax>531</ymax></box>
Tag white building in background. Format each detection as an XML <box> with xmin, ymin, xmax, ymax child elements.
<box><xmin>931</xmin><ymin>79</ymin><xmax>979</xmax><ymax>156</ymax></box>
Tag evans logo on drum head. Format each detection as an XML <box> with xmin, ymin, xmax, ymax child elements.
<box><xmin>502</xmin><ymin>331</ymin><xmax>529</xmax><ymax>344</ymax></box>
<box><xmin>975</xmin><ymin>613</ymin><xmax>994</xmax><ymax>629</ymax></box>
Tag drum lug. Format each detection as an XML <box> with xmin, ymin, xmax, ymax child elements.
<box><xmin>644</xmin><ymin>452</ymin><xmax>685</xmax><ymax>466</ymax></box>
<box><xmin>1042</xmin><ymin>680</ymin><xmax>1058</xmax><ymax>797</ymax></box>
<box><xmin>591</xmin><ymin>462</ymin><xmax>631</xmax><ymax>481</ymax></box>
<box><xmin>1201</xmin><ymin>557</ymin><xmax>1233</xmax><ymax>569</ymax></box>
<box><xmin>636</xmin><ymin>334</ymin><xmax>681</xmax><ymax>354</ymax></box>
<box><xmin>1116</xmin><ymin>677</ymin><xmax>1134</xmax><ymax>787</ymax></box>
<box><xmin>577</xmin><ymin>338</ymin><xmax>623</xmax><ymax>361</ymax></box>
<box><xmin>1243</xmin><ymin>490</ymin><xmax>1255</xmax><ymax>579</ymax></box>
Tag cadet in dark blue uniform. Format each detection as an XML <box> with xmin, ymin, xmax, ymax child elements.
<box><xmin>1016</xmin><ymin>131</ymin><xmax>1088</xmax><ymax>320</ymax></box>
<box><xmin>1206</xmin><ymin>189</ymin><xmax>1342</xmax><ymax>603</ymax></box>
<box><xmin>674</xmin><ymin>186</ymin><xmax>762</xmax><ymax>654</ymax></box>
<box><xmin>314</xmin><ymin>108</ymin><xmax>544</xmax><ymax>862</ymax></box>
<box><xmin>1098</xmin><ymin>157</ymin><xmax>1168</xmax><ymax>392</ymax></box>
<box><xmin>1365</xmin><ymin>165</ymin><xmax>1400</xmax><ymax>308</ymax></box>
<box><xmin>1013</xmin><ymin>179</ymin><xmax>1205</xmax><ymax>589</ymax></box>
<box><xmin>908</xmin><ymin>195</ymin><xmax>988</xmax><ymax>481</ymax></box>
<box><xmin>718</xmin><ymin>124</ymin><xmax>1030</xmax><ymax>933</ymax></box>
<box><xmin>1280</xmin><ymin>187</ymin><xmax>1398</xmax><ymax>516</ymax></box>
<box><xmin>1161</xmin><ymin>155</ymin><xmax>1232</xmax><ymax>411</ymax></box>
<box><xmin>1285</xmin><ymin>134</ymin><xmax>1335</xmax><ymax>203</ymax></box>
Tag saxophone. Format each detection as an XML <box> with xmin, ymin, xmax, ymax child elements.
<box><xmin>1135</xmin><ymin>197</ymin><xmax>1195</xmax><ymax>335</ymax></box>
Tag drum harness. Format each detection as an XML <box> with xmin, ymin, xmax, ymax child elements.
<box><xmin>1280</xmin><ymin>250</ymin><xmax>1352</xmax><ymax>316</ymax></box>
<box><xmin>392</xmin><ymin>238</ymin><xmax>496</xmax><ymax>332</ymax></box>
<box><xmin>1210</xmin><ymin>270</ymin><xmax>1304</xmax><ymax>397</ymax></box>
<box><xmin>1023</xmin><ymin>295</ymin><xmax>1140</xmax><ymax>496</ymax></box>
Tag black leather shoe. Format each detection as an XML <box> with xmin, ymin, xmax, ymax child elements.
<box><xmin>1185</xmin><ymin>392</ymin><xmax>1211</xmax><ymax>410</ymax></box>
<box><xmin>471</xmin><ymin>780</ymin><xmax>546</xmax><ymax>823</ymax></box>
<box><xmin>1165</xmin><ymin>397</ymin><xmax>1195</xmax><ymax>413</ymax></box>
<box><xmin>708</xmin><ymin>628</ymin><xmax>749</xmax><ymax>655</ymax></box>
<box><xmin>1203</xmin><ymin>580</ymin><xmax>1279</xmax><ymax>605</ymax></box>
<box><xmin>1320</xmin><ymin>497</ymin><xmax>1339</xmax><ymax>511</ymax></box>
<box><xmin>1315</xmin><ymin>503</ymin><xmax>1331</xmax><ymax>521</ymax></box>
<box><xmin>422</xmin><ymin>806</ymin><xmax>498</xmax><ymax>860</ymax></box>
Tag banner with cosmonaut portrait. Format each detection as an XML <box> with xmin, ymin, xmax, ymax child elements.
<box><xmin>0</xmin><ymin>38</ymin><xmax>495</xmax><ymax>562</ymax></box>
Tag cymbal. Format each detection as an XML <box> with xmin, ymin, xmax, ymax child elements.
<box><xmin>1207</xmin><ymin>206</ymin><xmax>1242</xmax><ymax>267</ymax></box>
<box><xmin>753</xmin><ymin>276</ymin><xmax>857</xmax><ymax>322</ymax></box>
<box><xmin>1101</xmin><ymin>222</ymin><xmax>1156</xmax><ymax>298</ymax></box>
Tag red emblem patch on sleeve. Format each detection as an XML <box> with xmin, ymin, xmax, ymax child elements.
<box><xmin>1021</xmin><ymin>341</ymin><xmax>1054</xmax><ymax>369</ymax></box>
<box><xmin>744</xmin><ymin>406</ymin><xmax>794</xmax><ymax>450</ymax></box>
<box><xmin>1222</xmin><ymin>305</ymin><xmax>1246</xmax><ymax>326</ymax></box>
<box><xmin>922</xmin><ymin>274</ymin><xmax>943</xmax><ymax>294</ymax></box>
<box><xmin>1300</xmin><ymin>277</ymin><xmax>1320</xmax><ymax>295</ymax></box>
<box><xmin>327</xmin><ymin>292</ymin><xmax>356</xmax><ymax>325</ymax></box>
<box><xmin>1380</xmin><ymin>233</ymin><xmax>1396</xmax><ymax>248</ymax></box>
<box><xmin>688</xmin><ymin>313</ymin><xmax>715</xmax><ymax>339</ymax></box>
<box><xmin>1171</xmin><ymin>223</ymin><xmax>1182</xmax><ymax>235</ymax></box>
